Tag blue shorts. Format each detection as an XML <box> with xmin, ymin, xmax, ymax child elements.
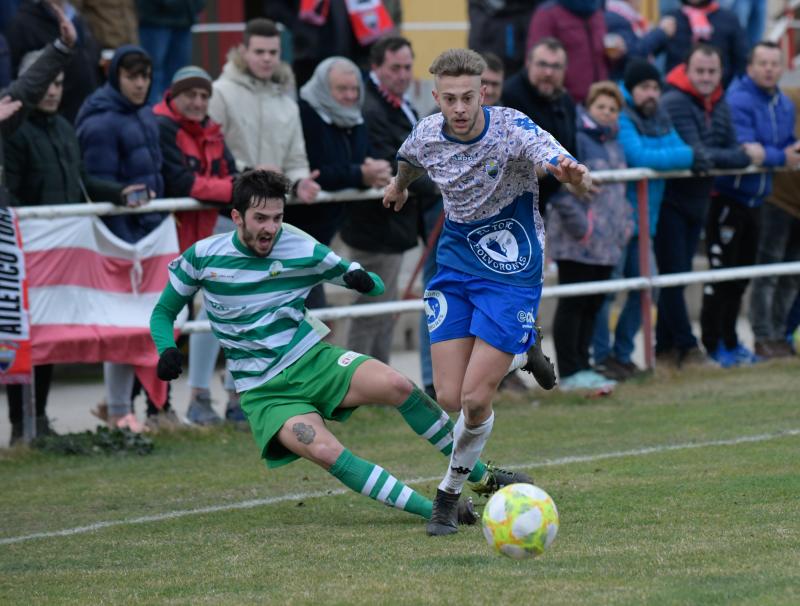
<box><xmin>424</xmin><ymin>266</ymin><xmax>542</xmax><ymax>354</ymax></box>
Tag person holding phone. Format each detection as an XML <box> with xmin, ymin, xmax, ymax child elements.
<box><xmin>76</xmin><ymin>44</ymin><xmax>169</xmax><ymax>431</ymax></box>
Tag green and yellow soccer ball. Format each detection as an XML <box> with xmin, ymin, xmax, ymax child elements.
<box><xmin>482</xmin><ymin>483</ymin><xmax>559</xmax><ymax>559</ymax></box>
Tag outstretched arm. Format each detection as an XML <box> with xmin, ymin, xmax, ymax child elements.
<box><xmin>546</xmin><ymin>155</ymin><xmax>593</xmax><ymax>198</ymax></box>
<box><xmin>382</xmin><ymin>160</ymin><xmax>426</xmax><ymax>212</ymax></box>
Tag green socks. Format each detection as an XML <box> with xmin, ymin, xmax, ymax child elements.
<box><xmin>397</xmin><ymin>387</ymin><xmax>487</xmax><ymax>483</ymax></box>
<box><xmin>329</xmin><ymin>449</ymin><xmax>432</xmax><ymax>519</ymax></box>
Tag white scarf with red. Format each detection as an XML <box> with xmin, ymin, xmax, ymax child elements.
<box><xmin>681</xmin><ymin>2</ymin><xmax>720</xmax><ymax>42</ymax></box>
<box><xmin>299</xmin><ymin>0</ymin><xmax>395</xmax><ymax>45</ymax></box>
<box><xmin>607</xmin><ymin>0</ymin><xmax>649</xmax><ymax>37</ymax></box>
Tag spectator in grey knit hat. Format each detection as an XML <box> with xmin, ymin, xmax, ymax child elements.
<box><xmin>153</xmin><ymin>64</ymin><xmax>242</xmax><ymax>428</ymax></box>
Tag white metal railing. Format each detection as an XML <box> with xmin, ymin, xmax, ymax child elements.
<box><xmin>11</xmin><ymin>165</ymin><xmax>800</xmax><ymax>338</ymax></box>
<box><xmin>13</xmin><ymin>166</ymin><xmax>793</xmax><ymax>219</ymax></box>
<box><xmin>174</xmin><ymin>261</ymin><xmax>800</xmax><ymax>332</ymax></box>
<box><xmin>11</xmin><ymin>164</ymin><xmax>800</xmax><ymax>443</ymax></box>
<box><xmin>12</xmin><ymin>187</ymin><xmax>386</xmax><ymax>219</ymax></box>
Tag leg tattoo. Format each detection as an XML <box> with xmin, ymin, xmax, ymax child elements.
<box><xmin>292</xmin><ymin>422</ymin><xmax>316</xmax><ymax>445</ymax></box>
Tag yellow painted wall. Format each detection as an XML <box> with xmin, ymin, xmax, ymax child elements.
<box><xmin>642</xmin><ymin>0</ymin><xmax>659</xmax><ymax>24</ymax></box>
<box><xmin>401</xmin><ymin>0</ymin><xmax>467</xmax><ymax>79</ymax></box>
<box><xmin>403</xmin><ymin>0</ymin><xmax>466</xmax><ymax>22</ymax></box>
<box><xmin>400</xmin><ymin>0</ymin><xmax>660</xmax><ymax>79</ymax></box>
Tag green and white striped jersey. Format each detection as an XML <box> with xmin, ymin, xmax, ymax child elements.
<box><xmin>161</xmin><ymin>225</ymin><xmax>362</xmax><ymax>392</ymax></box>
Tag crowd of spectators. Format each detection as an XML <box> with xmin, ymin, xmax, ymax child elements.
<box><xmin>2</xmin><ymin>0</ymin><xmax>799</xmax><ymax>442</ymax></box>
<box><xmin>469</xmin><ymin>0</ymin><xmax>799</xmax><ymax>390</ymax></box>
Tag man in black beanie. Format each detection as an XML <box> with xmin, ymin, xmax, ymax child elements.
<box><xmin>594</xmin><ymin>58</ymin><xmax>694</xmax><ymax>381</ymax></box>
<box><xmin>622</xmin><ymin>59</ymin><xmax>663</xmax><ymax>115</ymax></box>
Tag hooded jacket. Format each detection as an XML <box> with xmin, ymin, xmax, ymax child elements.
<box><xmin>76</xmin><ymin>45</ymin><xmax>165</xmax><ymax>243</ymax></box>
<box><xmin>525</xmin><ymin>0</ymin><xmax>608</xmax><ymax>103</ymax></box>
<box><xmin>547</xmin><ymin>107</ymin><xmax>632</xmax><ymax>266</ymax></box>
<box><xmin>661</xmin><ymin>63</ymin><xmax>750</xmax><ymax>222</ymax></box>
<box><xmin>714</xmin><ymin>75</ymin><xmax>797</xmax><ymax>208</ymax></box>
<box><xmin>208</xmin><ymin>47</ymin><xmax>309</xmax><ymax>183</ymax></box>
<box><xmin>617</xmin><ymin>84</ymin><xmax>694</xmax><ymax>235</ymax></box>
<box><xmin>154</xmin><ymin>93</ymin><xmax>236</xmax><ymax>251</ymax></box>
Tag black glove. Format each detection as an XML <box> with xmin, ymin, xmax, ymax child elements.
<box><xmin>343</xmin><ymin>269</ymin><xmax>375</xmax><ymax>294</ymax></box>
<box><xmin>157</xmin><ymin>347</ymin><xmax>183</xmax><ymax>381</ymax></box>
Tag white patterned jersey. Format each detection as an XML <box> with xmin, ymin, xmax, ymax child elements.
<box><xmin>397</xmin><ymin>106</ymin><xmax>570</xmax><ymax>286</ymax></box>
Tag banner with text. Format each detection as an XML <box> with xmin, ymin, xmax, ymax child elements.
<box><xmin>0</xmin><ymin>207</ymin><xmax>32</xmax><ymax>384</ymax></box>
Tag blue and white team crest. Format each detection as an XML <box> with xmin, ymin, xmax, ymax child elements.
<box><xmin>424</xmin><ymin>289</ymin><xmax>447</xmax><ymax>332</ymax></box>
<box><xmin>485</xmin><ymin>159</ymin><xmax>499</xmax><ymax>178</ymax></box>
<box><xmin>467</xmin><ymin>218</ymin><xmax>531</xmax><ymax>275</ymax></box>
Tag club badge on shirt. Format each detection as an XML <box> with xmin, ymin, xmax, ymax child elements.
<box><xmin>467</xmin><ymin>218</ymin><xmax>531</xmax><ymax>275</ymax></box>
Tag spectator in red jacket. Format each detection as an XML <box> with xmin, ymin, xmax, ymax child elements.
<box><xmin>153</xmin><ymin>65</ymin><xmax>241</xmax><ymax>428</ymax></box>
<box><xmin>153</xmin><ymin>65</ymin><xmax>237</xmax><ymax>252</ymax></box>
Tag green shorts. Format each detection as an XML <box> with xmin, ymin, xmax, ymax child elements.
<box><xmin>240</xmin><ymin>341</ymin><xmax>370</xmax><ymax>469</ymax></box>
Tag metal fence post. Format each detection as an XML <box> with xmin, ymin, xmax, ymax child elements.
<box><xmin>21</xmin><ymin>376</ymin><xmax>36</xmax><ymax>443</ymax></box>
<box><xmin>636</xmin><ymin>179</ymin><xmax>654</xmax><ymax>370</ymax></box>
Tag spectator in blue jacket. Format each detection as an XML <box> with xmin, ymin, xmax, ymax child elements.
<box><xmin>76</xmin><ymin>44</ymin><xmax>168</xmax><ymax>431</ymax></box>
<box><xmin>701</xmin><ymin>41</ymin><xmax>800</xmax><ymax>366</ymax></box>
<box><xmin>657</xmin><ymin>44</ymin><xmax>758</xmax><ymax>369</ymax></box>
<box><xmin>593</xmin><ymin>59</ymin><xmax>693</xmax><ymax>381</ymax></box>
<box><xmin>76</xmin><ymin>45</ymin><xmax>164</xmax><ymax>242</ymax></box>
<box><xmin>548</xmin><ymin>81</ymin><xmax>633</xmax><ymax>391</ymax></box>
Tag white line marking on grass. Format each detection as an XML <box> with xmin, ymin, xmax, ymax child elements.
<box><xmin>2</xmin><ymin>428</ymin><xmax>798</xmax><ymax>546</ymax></box>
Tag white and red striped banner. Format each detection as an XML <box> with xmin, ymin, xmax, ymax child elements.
<box><xmin>0</xmin><ymin>207</ymin><xmax>32</xmax><ymax>383</ymax></box>
<box><xmin>18</xmin><ymin>213</ymin><xmax>182</xmax><ymax>406</ymax></box>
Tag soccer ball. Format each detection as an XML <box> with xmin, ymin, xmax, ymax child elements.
<box><xmin>481</xmin><ymin>483</ymin><xmax>559</xmax><ymax>559</ymax></box>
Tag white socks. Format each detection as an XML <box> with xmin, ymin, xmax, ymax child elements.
<box><xmin>508</xmin><ymin>352</ymin><xmax>527</xmax><ymax>374</ymax></box>
<box><xmin>438</xmin><ymin>411</ymin><xmax>494</xmax><ymax>494</ymax></box>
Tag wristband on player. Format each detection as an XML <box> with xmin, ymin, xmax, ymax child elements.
<box><xmin>365</xmin><ymin>271</ymin><xmax>384</xmax><ymax>296</ymax></box>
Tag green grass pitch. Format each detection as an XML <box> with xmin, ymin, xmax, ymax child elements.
<box><xmin>1</xmin><ymin>359</ymin><xmax>799</xmax><ymax>605</ymax></box>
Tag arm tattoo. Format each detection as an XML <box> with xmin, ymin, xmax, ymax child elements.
<box><xmin>394</xmin><ymin>161</ymin><xmax>426</xmax><ymax>191</ymax></box>
<box><xmin>292</xmin><ymin>422</ymin><xmax>316</xmax><ymax>445</ymax></box>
